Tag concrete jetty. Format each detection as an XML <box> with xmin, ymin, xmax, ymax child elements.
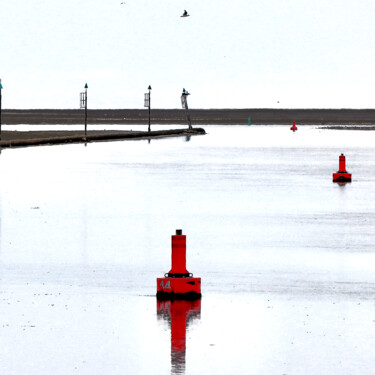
<box><xmin>0</xmin><ymin>128</ymin><xmax>206</xmax><ymax>150</ymax></box>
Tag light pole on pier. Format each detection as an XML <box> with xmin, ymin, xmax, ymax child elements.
<box><xmin>144</xmin><ymin>85</ymin><xmax>152</xmax><ymax>132</ymax></box>
<box><xmin>181</xmin><ymin>88</ymin><xmax>192</xmax><ymax>129</ymax></box>
<box><xmin>80</xmin><ymin>83</ymin><xmax>88</xmax><ymax>135</ymax></box>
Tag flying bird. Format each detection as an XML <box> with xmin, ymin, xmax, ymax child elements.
<box><xmin>181</xmin><ymin>10</ymin><xmax>190</xmax><ymax>17</ymax></box>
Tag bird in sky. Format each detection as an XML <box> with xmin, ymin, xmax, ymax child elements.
<box><xmin>181</xmin><ymin>10</ymin><xmax>190</xmax><ymax>17</ymax></box>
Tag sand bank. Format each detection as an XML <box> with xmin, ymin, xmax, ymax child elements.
<box><xmin>2</xmin><ymin>108</ymin><xmax>375</xmax><ymax>125</ymax></box>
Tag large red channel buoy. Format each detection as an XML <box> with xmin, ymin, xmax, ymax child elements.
<box><xmin>333</xmin><ymin>153</ymin><xmax>352</xmax><ymax>182</ymax></box>
<box><xmin>157</xmin><ymin>229</ymin><xmax>201</xmax><ymax>300</ymax></box>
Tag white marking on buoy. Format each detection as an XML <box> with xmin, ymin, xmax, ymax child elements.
<box><xmin>160</xmin><ymin>280</ymin><xmax>171</xmax><ymax>289</ymax></box>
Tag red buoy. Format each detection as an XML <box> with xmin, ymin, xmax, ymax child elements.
<box><xmin>290</xmin><ymin>121</ymin><xmax>298</xmax><ymax>131</ymax></box>
<box><xmin>157</xmin><ymin>230</ymin><xmax>201</xmax><ymax>300</ymax></box>
<box><xmin>333</xmin><ymin>153</ymin><xmax>352</xmax><ymax>182</ymax></box>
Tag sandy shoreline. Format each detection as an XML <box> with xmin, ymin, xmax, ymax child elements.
<box><xmin>2</xmin><ymin>108</ymin><xmax>375</xmax><ymax>125</ymax></box>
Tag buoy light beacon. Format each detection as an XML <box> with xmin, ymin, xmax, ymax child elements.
<box><xmin>290</xmin><ymin>121</ymin><xmax>298</xmax><ymax>131</ymax></box>
<box><xmin>333</xmin><ymin>153</ymin><xmax>351</xmax><ymax>182</ymax></box>
<box><xmin>157</xmin><ymin>229</ymin><xmax>201</xmax><ymax>300</ymax></box>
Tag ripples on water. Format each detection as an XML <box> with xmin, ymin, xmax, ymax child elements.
<box><xmin>0</xmin><ymin>125</ymin><xmax>374</xmax><ymax>374</ymax></box>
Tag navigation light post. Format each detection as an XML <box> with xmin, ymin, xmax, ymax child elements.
<box><xmin>144</xmin><ymin>85</ymin><xmax>152</xmax><ymax>132</ymax></box>
<box><xmin>80</xmin><ymin>83</ymin><xmax>88</xmax><ymax>135</ymax></box>
<box><xmin>181</xmin><ymin>88</ymin><xmax>192</xmax><ymax>129</ymax></box>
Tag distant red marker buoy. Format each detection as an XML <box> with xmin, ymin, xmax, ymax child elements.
<box><xmin>157</xmin><ymin>230</ymin><xmax>201</xmax><ymax>300</ymax></box>
<box><xmin>290</xmin><ymin>121</ymin><xmax>298</xmax><ymax>131</ymax></box>
<box><xmin>333</xmin><ymin>153</ymin><xmax>351</xmax><ymax>182</ymax></box>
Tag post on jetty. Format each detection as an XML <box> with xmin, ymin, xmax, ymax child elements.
<box><xmin>0</xmin><ymin>79</ymin><xmax>2</xmax><ymax>140</ymax></box>
<box><xmin>181</xmin><ymin>88</ymin><xmax>192</xmax><ymax>129</ymax></box>
<box><xmin>80</xmin><ymin>83</ymin><xmax>88</xmax><ymax>135</ymax></box>
<box><xmin>144</xmin><ymin>85</ymin><xmax>152</xmax><ymax>132</ymax></box>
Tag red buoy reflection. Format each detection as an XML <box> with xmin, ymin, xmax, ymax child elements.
<box><xmin>157</xmin><ymin>299</ymin><xmax>201</xmax><ymax>374</ymax></box>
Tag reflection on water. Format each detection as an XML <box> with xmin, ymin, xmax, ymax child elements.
<box><xmin>157</xmin><ymin>299</ymin><xmax>201</xmax><ymax>375</ymax></box>
<box><xmin>0</xmin><ymin>126</ymin><xmax>375</xmax><ymax>374</ymax></box>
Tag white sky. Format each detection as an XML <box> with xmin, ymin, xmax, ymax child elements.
<box><xmin>1</xmin><ymin>0</ymin><xmax>375</xmax><ymax>109</ymax></box>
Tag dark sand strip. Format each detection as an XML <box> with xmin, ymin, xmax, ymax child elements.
<box><xmin>2</xmin><ymin>109</ymin><xmax>375</xmax><ymax>125</ymax></box>
<box><xmin>319</xmin><ymin>125</ymin><xmax>375</xmax><ymax>130</ymax></box>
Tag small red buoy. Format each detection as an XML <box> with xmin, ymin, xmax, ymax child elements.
<box><xmin>157</xmin><ymin>230</ymin><xmax>201</xmax><ymax>300</ymax></box>
<box><xmin>333</xmin><ymin>153</ymin><xmax>352</xmax><ymax>182</ymax></box>
<box><xmin>290</xmin><ymin>121</ymin><xmax>298</xmax><ymax>131</ymax></box>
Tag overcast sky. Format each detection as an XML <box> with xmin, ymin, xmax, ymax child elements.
<box><xmin>1</xmin><ymin>0</ymin><xmax>375</xmax><ymax>109</ymax></box>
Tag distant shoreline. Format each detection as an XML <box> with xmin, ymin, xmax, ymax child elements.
<box><xmin>2</xmin><ymin>109</ymin><xmax>375</xmax><ymax>125</ymax></box>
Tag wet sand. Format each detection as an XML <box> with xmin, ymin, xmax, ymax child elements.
<box><xmin>2</xmin><ymin>108</ymin><xmax>375</xmax><ymax>125</ymax></box>
<box><xmin>319</xmin><ymin>125</ymin><xmax>375</xmax><ymax>130</ymax></box>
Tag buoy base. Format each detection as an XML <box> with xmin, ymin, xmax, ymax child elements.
<box><xmin>157</xmin><ymin>277</ymin><xmax>201</xmax><ymax>300</ymax></box>
<box><xmin>333</xmin><ymin>172</ymin><xmax>351</xmax><ymax>182</ymax></box>
<box><xmin>156</xmin><ymin>291</ymin><xmax>201</xmax><ymax>300</ymax></box>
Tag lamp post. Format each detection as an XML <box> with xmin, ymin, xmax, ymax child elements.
<box><xmin>0</xmin><ymin>79</ymin><xmax>2</xmax><ymax>140</ymax></box>
<box><xmin>144</xmin><ymin>85</ymin><xmax>152</xmax><ymax>132</ymax></box>
<box><xmin>80</xmin><ymin>83</ymin><xmax>88</xmax><ymax>135</ymax></box>
<box><xmin>181</xmin><ymin>88</ymin><xmax>192</xmax><ymax>129</ymax></box>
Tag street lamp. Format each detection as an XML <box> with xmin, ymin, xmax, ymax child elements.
<box><xmin>0</xmin><ymin>79</ymin><xmax>3</xmax><ymax>140</ymax></box>
<box><xmin>144</xmin><ymin>85</ymin><xmax>152</xmax><ymax>131</ymax></box>
<box><xmin>181</xmin><ymin>88</ymin><xmax>192</xmax><ymax>129</ymax></box>
<box><xmin>80</xmin><ymin>83</ymin><xmax>88</xmax><ymax>135</ymax></box>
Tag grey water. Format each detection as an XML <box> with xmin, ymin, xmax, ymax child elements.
<box><xmin>0</xmin><ymin>125</ymin><xmax>374</xmax><ymax>374</ymax></box>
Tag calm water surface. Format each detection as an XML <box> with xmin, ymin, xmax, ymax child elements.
<box><xmin>0</xmin><ymin>125</ymin><xmax>374</xmax><ymax>374</ymax></box>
